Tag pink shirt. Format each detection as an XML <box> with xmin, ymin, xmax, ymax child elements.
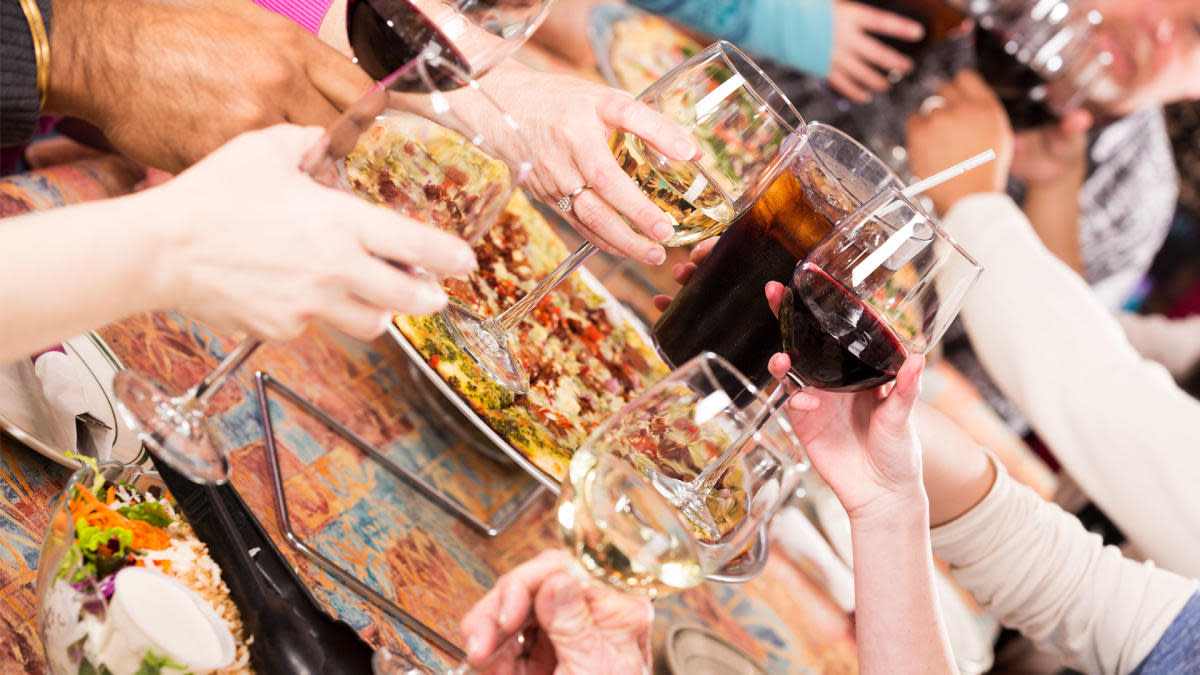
<box><xmin>250</xmin><ymin>0</ymin><xmax>335</xmax><ymax>35</ymax></box>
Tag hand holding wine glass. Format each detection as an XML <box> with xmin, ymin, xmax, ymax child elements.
<box><xmin>458</xmin><ymin>550</ymin><xmax>654</xmax><ymax>675</ymax></box>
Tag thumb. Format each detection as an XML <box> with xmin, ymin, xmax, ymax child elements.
<box><xmin>535</xmin><ymin>574</ymin><xmax>594</xmax><ymax>649</ymax></box>
<box><xmin>875</xmin><ymin>354</ymin><xmax>924</xmax><ymax>431</ymax></box>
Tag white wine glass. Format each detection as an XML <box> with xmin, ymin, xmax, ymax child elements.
<box><xmin>112</xmin><ymin>53</ymin><xmax>533</xmax><ymax>483</ymax></box>
<box><xmin>372</xmin><ymin>351</ymin><xmax>807</xmax><ymax>674</ymax></box>
<box><xmin>442</xmin><ymin>41</ymin><xmax>807</xmax><ymax>394</ymax></box>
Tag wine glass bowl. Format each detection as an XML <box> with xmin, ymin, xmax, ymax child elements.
<box><xmin>781</xmin><ymin>187</ymin><xmax>983</xmax><ymax>391</ymax></box>
<box><xmin>558</xmin><ymin>352</ymin><xmax>807</xmax><ymax>596</ymax></box>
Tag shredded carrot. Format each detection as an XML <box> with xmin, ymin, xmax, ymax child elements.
<box><xmin>70</xmin><ymin>485</ymin><xmax>171</xmax><ymax>551</ymax></box>
<box><xmin>105</xmin><ymin>486</ymin><xmax>115</xmax><ymax>505</ymax></box>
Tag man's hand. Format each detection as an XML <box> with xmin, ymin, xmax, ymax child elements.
<box><xmin>461</xmin><ymin>550</ymin><xmax>654</xmax><ymax>675</ymax></box>
<box><xmin>45</xmin><ymin>0</ymin><xmax>375</xmax><ymax>173</ymax></box>
<box><xmin>1010</xmin><ymin>111</ymin><xmax>1091</xmax><ymax>187</ymax></box>
<box><xmin>905</xmin><ymin>70</ymin><xmax>1014</xmax><ymax>215</ymax></box>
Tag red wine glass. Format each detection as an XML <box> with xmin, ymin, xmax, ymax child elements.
<box><xmin>781</xmin><ymin>186</ymin><xmax>982</xmax><ymax>391</ymax></box>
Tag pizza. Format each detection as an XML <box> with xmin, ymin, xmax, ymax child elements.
<box><xmin>346</xmin><ymin>117</ymin><xmax>670</xmax><ymax>482</ymax></box>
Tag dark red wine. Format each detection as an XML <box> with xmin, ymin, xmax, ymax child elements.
<box><xmin>975</xmin><ymin>28</ymin><xmax>1059</xmax><ymax>129</ymax></box>
<box><xmin>346</xmin><ymin>0</ymin><xmax>472</xmax><ymax>90</ymax></box>
<box><xmin>781</xmin><ymin>263</ymin><xmax>907</xmax><ymax>392</ymax></box>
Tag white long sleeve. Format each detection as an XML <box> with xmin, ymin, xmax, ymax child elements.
<box><xmin>940</xmin><ymin>193</ymin><xmax>1200</xmax><ymax>578</ymax></box>
<box><xmin>1116</xmin><ymin>312</ymin><xmax>1200</xmax><ymax>379</ymax></box>
<box><xmin>931</xmin><ymin>463</ymin><xmax>1197</xmax><ymax>674</ymax></box>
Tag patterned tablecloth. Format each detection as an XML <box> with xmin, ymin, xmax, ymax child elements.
<box><xmin>1</xmin><ymin>314</ymin><xmax>858</xmax><ymax>674</ymax></box>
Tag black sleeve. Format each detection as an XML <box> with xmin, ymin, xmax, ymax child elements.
<box><xmin>1</xmin><ymin>0</ymin><xmax>53</xmax><ymax>148</ymax></box>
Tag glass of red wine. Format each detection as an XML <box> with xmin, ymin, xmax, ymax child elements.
<box><xmin>673</xmin><ymin>186</ymin><xmax>981</xmax><ymax>501</ymax></box>
<box><xmin>781</xmin><ymin>186</ymin><xmax>982</xmax><ymax>391</ymax></box>
<box><xmin>347</xmin><ymin>0</ymin><xmax>554</xmax><ymax>88</ymax></box>
<box><xmin>112</xmin><ymin>52</ymin><xmax>534</xmax><ymax>484</ymax></box>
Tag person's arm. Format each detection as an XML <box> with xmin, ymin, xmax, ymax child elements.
<box><xmin>1009</xmin><ymin>114</ymin><xmax>1092</xmax><ymax>274</ymax></box>
<box><xmin>767</xmin><ymin>348</ymin><xmax>955</xmax><ymax>674</ymax></box>
<box><xmin>906</xmin><ymin>70</ymin><xmax>1200</xmax><ymax>579</ymax></box>
<box><xmin>0</xmin><ymin>125</ymin><xmax>473</xmax><ymax>363</ymax></box>
<box><xmin>930</xmin><ymin>459</ymin><xmax>1198</xmax><ymax>674</ymax></box>
<box><xmin>1114</xmin><ymin>312</ymin><xmax>1200</xmax><ymax>380</ymax></box>
<box><xmin>41</xmin><ymin>0</ymin><xmax>373</xmax><ymax>173</ymax></box>
<box><xmin>941</xmin><ymin>193</ymin><xmax>1200</xmax><ymax>578</ymax></box>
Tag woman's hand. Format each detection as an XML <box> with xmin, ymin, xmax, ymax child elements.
<box><xmin>461</xmin><ymin>550</ymin><xmax>654</xmax><ymax>675</ymax></box>
<box><xmin>829</xmin><ymin>1</ymin><xmax>926</xmax><ymax>102</ymax></box>
<box><xmin>905</xmin><ymin>70</ymin><xmax>1014</xmax><ymax>215</ymax></box>
<box><xmin>144</xmin><ymin>124</ymin><xmax>475</xmax><ymax>342</ymax></box>
<box><xmin>763</xmin><ymin>281</ymin><xmax>927</xmax><ymax>522</ymax></box>
<box><xmin>475</xmin><ymin>63</ymin><xmax>700</xmax><ymax>265</ymax></box>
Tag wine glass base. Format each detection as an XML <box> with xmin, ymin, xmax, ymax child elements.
<box><xmin>441</xmin><ymin>301</ymin><xmax>530</xmax><ymax>395</ymax></box>
<box><xmin>112</xmin><ymin>370</ymin><xmax>231</xmax><ymax>484</ymax></box>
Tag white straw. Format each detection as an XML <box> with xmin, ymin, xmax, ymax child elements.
<box><xmin>900</xmin><ymin>149</ymin><xmax>996</xmax><ymax>198</ymax></box>
<box><xmin>850</xmin><ymin>149</ymin><xmax>996</xmax><ymax>286</ymax></box>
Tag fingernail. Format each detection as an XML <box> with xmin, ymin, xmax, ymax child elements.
<box><xmin>646</xmin><ymin>247</ymin><xmax>667</xmax><ymax>265</ymax></box>
<box><xmin>416</xmin><ymin>285</ymin><xmax>448</xmax><ymax>311</ymax></box>
<box><xmin>674</xmin><ymin>140</ymin><xmax>697</xmax><ymax>161</ymax></box>
<box><xmin>652</xmin><ymin>221</ymin><xmax>675</xmax><ymax>241</ymax></box>
<box><xmin>553</xmin><ymin>579</ymin><xmax>581</xmax><ymax>607</ymax></box>
<box><xmin>498</xmin><ymin>609</ymin><xmax>509</xmax><ymax>629</ymax></box>
<box><xmin>466</xmin><ymin>635</ymin><xmax>480</xmax><ymax>660</ymax></box>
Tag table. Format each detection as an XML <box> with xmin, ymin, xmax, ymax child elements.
<box><xmin>1</xmin><ymin>311</ymin><xmax>859</xmax><ymax>674</ymax></box>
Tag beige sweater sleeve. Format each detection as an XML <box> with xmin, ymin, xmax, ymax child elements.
<box><xmin>930</xmin><ymin>463</ymin><xmax>1197</xmax><ymax>674</ymax></box>
<box><xmin>940</xmin><ymin>193</ymin><xmax>1200</xmax><ymax>578</ymax></box>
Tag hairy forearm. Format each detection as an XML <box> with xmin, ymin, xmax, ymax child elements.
<box><xmin>850</xmin><ymin>496</ymin><xmax>955</xmax><ymax>675</ymax></box>
<box><xmin>0</xmin><ymin>192</ymin><xmax>169</xmax><ymax>362</ymax></box>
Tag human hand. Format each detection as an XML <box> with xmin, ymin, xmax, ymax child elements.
<box><xmin>829</xmin><ymin>1</ymin><xmax>926</xmax><ymax>102</ymax></box>
<box><xmin>474</xmin><ymin>62</ymin><xmax>700</xmax><ymax>265</ymax></box>
<box><xmin>141</xmin><ymin>125</ymin><xmax>475</xmax><ymax>342</ymax></box>
<box><xmin>1010</xmin><ymin>111</ymin><xmax>1091</xmax><ymax>187</ymax></box>
<box><xmin>461</xmin><ymin>550</ymin><xmax>654</xmax><ymax>675</ymax></box>
<box><xmin>45</xmin><ymin>0</ymin><xmax>375</xmax><ymax>173</ymax></box>
<box><xmin>905</xmin><ymin>70</ymin><xmax>1014</xmax><ymax>215</ymax></box>
<box><xmin>763</xmin><ymin>281</ymin><xmax>926</xmax><ymax>522</ymax></box>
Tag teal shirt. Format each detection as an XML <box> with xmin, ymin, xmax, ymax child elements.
<box><xmin>628</xmin><ymin>0</ymin><xmax>835</xmax><ymax>77</ymax></box>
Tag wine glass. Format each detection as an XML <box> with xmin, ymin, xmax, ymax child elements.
<box><xmin>780</xmin><ymin>186</ymin><xmax>982</xmax><ymax>391</ymax></box>
<box><xmin>679</xmin><ymin>186</ymin><xmax>982</xmax><ymax>502</ymax></box>
<box><xmin>112</xmin><ymin>52</ymin><xmax>533</xmax><ymax>483</ymax></box>
<box><xmin>441</xmin><ymin>41</ymin><xmax>807</xmax><ymax>394</ymax></box>
<box><xmin>346</xmin><ymin>0</ymin><xmax>554</xmax><ymax>86</ymax></box>
<box><xmin>372</xmin><ymin>351</ymin><xmax>807</xmax><ymax>674</ymax></box>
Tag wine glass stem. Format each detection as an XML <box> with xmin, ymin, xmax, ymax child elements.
<box><xmin>690</xmin><ymin>381</ymin><xmax>797</xmax><ymax>495</ymax></box>
<box><xmin>187</xmin><ymin>339</ymin><xmax>263</xmax><ymax>412</ymax></box>
<box><xmin>493</xmin><ymin>243</ymin><xmax>597</xmax><ymax>334</ymax></box>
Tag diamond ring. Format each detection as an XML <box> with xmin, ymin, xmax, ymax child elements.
<box><xmin>557</xmin><ymin>184</ymin><xmax>592</xmax><ymax>213</ymax></box>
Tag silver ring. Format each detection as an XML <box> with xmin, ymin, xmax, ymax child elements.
<box><xmin>557</xmin><ymin>184</ymin><xmax>592</xmax><ymax>213</ymax></box>
<box><xmin>919</xmin><ymin>95</ymin><xmax>948</xmax><ymax>116</ymax></box>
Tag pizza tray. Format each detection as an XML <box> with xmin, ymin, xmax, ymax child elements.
<box><xmin>387</xmin><ymin>266</ymin><xmax>656</xmax><ymax>494</ymax></box>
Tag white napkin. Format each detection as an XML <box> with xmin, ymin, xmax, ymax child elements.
<box><xmin>769</xmin><ymin>505</ymin><xmax>856</xmax><ymax>613</ymax></box>
<box><xmin>32</xmin><ymin>348</ymin><xmax>114</xmax><ymax>455</ymax></box>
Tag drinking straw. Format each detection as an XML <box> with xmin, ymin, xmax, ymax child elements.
<box><xmin>901</xmin><ymin>148</ymin><xmax>996</xmax><ymax>199</ymax></box>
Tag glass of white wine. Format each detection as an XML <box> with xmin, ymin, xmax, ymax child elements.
<box><xmin>443</xmin><ymin>41</ymin><xmax>808</xmax><ymax>394</ymax></box>
<box><xmin>373</xmin><ymin>351</ymin><xmax>807</xmax><ymax>674</ymax></box>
